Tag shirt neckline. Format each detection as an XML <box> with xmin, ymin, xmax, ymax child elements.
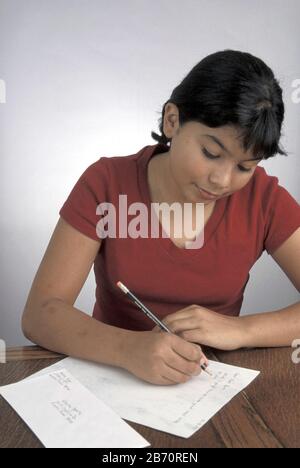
<box><xmin>137</xmin><ymin>143</ymin><xmax>228</xmax><ymax>262</ymax></box>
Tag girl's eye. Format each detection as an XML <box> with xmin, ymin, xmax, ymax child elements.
<box><xmin>202</xmin><ymin>148</ymin><xmax>252</xmax><ymax>173</ymax></box>
<box><xmin>237</xmin><ymin>165</ymin><xmax>252</xmax><ymax>173</ymax></box>
<box><xmin>202</xmin><ymin>148</ymin><xmax>218</xmax><ymax>159</ymax></box>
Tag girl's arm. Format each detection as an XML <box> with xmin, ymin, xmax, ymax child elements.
<box><xmin>159</xmin><ymin>228</ymin><xmax>300</xmax><ymax>350</ymax></box>
<box><xmin>22</xmin><ymin>217</ymin><xmax>208</xmax><ymax>385</ymax></box>
<box><xmin>22</xmin><ymin>217</ymin><xmax>129</xmax><ymax>367</ymax></box>
<box><xmin>241</xmin><ymin>302</ymin><xmax>300</xmax><ymax>347</ymax></box>
<box><xmin>156</xmin><ymin>301</ymin><xmax>300</xmax><ymax>351</ymax></box>
<box><xmin>243</xmin><ymin>228</ymin><xmax>300</xmax><ymax>347</ymax></box>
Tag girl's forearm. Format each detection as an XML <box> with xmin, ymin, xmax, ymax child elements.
<box><xmin>241</xmin><ymin>301</ymin><xmax>300</xmax><ymax>348</ymax></box>
<box><xmin>22</xmin><ymin>298</ymin><xmax>133</xmax><ymax>368</ymax></box>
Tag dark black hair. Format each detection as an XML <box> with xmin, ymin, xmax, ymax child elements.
<box><xmin>151</xmin><ymin>49</ymin><xmax>288</xmax><ymax>159</ymax></box>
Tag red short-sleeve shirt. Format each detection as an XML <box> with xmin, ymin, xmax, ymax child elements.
<box><xmin>59</xmin><ymin>144</ymin><xmax>300</xmax><ymax>331</ymax></box>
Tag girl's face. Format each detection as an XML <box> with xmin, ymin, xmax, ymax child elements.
<box><xmin>163</xmin><ymin>104</ymin><xmax>262</xmax><ymax>205</ymax></box>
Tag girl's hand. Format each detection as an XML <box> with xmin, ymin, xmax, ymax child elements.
<box><xmin>154</xmin><ymin>305</ymin><xmax>248</xmax><ymax>351</ymax></box>
<box><xmin>122</xmin><ymin>330</ymin><xmax>209</xmax><ymax>385</ymax></box>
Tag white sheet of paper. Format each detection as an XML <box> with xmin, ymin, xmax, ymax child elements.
<box><xmin>0</xmin><ymin>369</ymin><xmax>149</xmax><ymax>448</ymax></box>
<box><xmin>25</xmin><ymin>358</ymin><xmax>260</xmax><ymax>438</ymax></box>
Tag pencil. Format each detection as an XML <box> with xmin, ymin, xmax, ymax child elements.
<box><xmin>116</xmin><ymin>280</ymin><xmax>212</xmax><ymax>376</ymax></box>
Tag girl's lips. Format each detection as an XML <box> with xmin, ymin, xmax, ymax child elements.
<box><xmin>200</xmin><ymin>187</ymin><xmax>219</xmax><ymax>197</ymax></box>
<box><xmin>195</xmin><ymin>184</ymin><xmax>231</xmax><ymax>198</ymax></box>
<box><xmin>195</xmin><ymin>185</ymin><xmax>219</xmax><ymax>199</ymax></box>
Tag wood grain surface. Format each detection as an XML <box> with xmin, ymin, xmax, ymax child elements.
<box><xmin>0</xmin><ymin>346</ymin><xmax>298</xmax><ymax>448</ymax></box>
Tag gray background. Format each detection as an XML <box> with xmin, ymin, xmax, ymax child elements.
<box><xmin>0</xmin><ymin>0</ymin><xmax>299</xmax><ymax>346</ymax></box>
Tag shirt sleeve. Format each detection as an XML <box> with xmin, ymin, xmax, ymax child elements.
<box><xmin>59</xmin><ymin>158</ymin><xmax>109</xmax><ymax>242</ymax></box>
<box><xmin>263</xmin><ymin>176</ymin><xmax>300</xmax><ymax>255</ymax></box>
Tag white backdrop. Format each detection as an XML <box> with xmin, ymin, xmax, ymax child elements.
<box><xmin>0</xmin><ymin>0</ymin><xmax>299</xmax><ymax>346</ymax></box>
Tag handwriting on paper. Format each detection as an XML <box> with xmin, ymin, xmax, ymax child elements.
<box><xmin>0</xmin><ymin>369</ymin><xmax>150</xmax><ymax>448</ymax></box>
<box><xmin>51</xmin><ymin>400</ymin><xmax>82</xmax><ymax>424</ymax></box>
<box><xmin>24</xmin><ymin>358</ymin><xmax>260</xmax><ymax>439</ymax></box>
<box><xmin>173</xmin><ymin>370</ymin><xmax>240</xmax><ymax>424</ymax></box>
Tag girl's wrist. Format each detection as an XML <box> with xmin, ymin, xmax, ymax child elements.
<box><xmin>115</xmin><ymin>329</ymin><xmax>139</xmax><ymax>371</ymax></box>
<box><xmin>237</xmin><ymin>316</ymin><xmax>255</xmax><ymax>349</ymax></box>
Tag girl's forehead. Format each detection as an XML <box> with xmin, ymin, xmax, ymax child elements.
<box><xmin>185</xmin><ymin>121</ymin><xmax>239</xmax><ymax>138</ymax></box>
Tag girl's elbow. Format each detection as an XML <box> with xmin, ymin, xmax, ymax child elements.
<box><xmin>21</xmin><ymin>307</ymin><xmax>39</xmax><ymax>342</ymax></box>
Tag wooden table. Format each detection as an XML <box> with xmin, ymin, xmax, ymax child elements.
<box><xmin>0</xmin><ymin>345</ymin><xmax>299</xmax><ymax>448</ymax></box>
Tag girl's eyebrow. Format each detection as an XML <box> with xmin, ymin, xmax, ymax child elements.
<box><xmin>204</xmin><ymin>134</ymin><xmax>228</xmax><ymax>152</ymax></box>
<box><xmin>203</xmin><ymin>134</ymin><xmax>262</xmax><ymax>161</ymax></box>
